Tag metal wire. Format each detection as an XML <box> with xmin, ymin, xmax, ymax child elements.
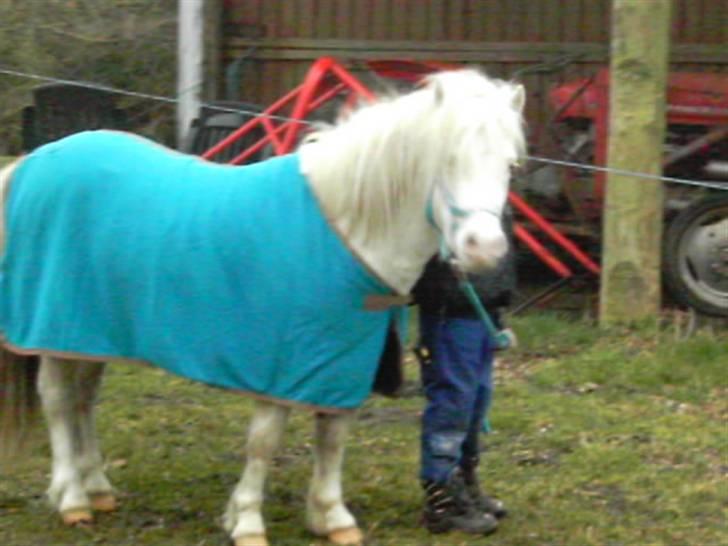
<box><xmin>0</xmin><ymin>66</ymin><xmax>302</xmax><ymax>125</ymax></box>
<box><xmin>525</xmin><ymin>156</ymin><xmax>727</xmax><ymax>191</ymax></box>
<box><xmin>1</xmin><ymin>65</ymin><xmax>726</xmax><ymax>192</ymax></box>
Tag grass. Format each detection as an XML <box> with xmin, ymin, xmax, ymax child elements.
<box><xmin>0</xmin><ymin>312</ymin><xmax>726</xmax><ymax>545</ymax></box>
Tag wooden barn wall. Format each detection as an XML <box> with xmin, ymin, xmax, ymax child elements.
<box><xmin>218</xmin><ymin>0</ymin><xmax>727</xmax><ymax>132</ymax></box>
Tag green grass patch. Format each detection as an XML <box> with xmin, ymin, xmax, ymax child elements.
<box><xmin>1</xmin><ymin>312</ymin><xmax>726</xmax><ymax>545</ymax></box>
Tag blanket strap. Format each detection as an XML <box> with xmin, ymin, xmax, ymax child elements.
<box><xmin>364</xmin><ymin>294</ymin><xmax>412</xmax><ymax>311</ymax></box>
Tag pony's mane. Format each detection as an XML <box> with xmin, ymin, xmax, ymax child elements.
<box><xmin>301</xmin><ymin>69</ymin><xmax>526</xmax><ymax>241</ymax></box>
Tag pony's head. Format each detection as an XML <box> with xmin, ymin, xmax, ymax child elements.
<box><xmin>300</xmin><ymin>69</ymin><xmax>526</xmax><ymax>290</ymax></box>
<box><xmin>420</xmin><ymin>69</ymin><xmax>526</xmax><ymax>272</ymax></box>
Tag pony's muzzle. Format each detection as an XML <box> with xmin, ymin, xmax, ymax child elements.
<box><xmin>454</xmin><ymin>218</ymin><xmax>508</xmax><ymax>272</ymax></box>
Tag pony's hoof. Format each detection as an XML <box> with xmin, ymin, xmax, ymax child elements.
<box><xmin>61</xmin><ymin>508</ymin><xmax>93</xmax><ymax>526</ymax></box>
<box><xmin>90</xmin><ymin>493</ymin><xmax>118</xmax><ymax>512</ymax></box>
<box><xmin>233</xmin><ymin>535</ymin><xmax>269</xmax><ymax>546</ymax></box>
<box><xmin>329</xmin><ymin>527</ymin><xmax>364</xmax><ymax>545</ymax></box>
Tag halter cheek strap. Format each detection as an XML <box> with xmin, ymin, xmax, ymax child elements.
<box><xmin>424</xmin><ymin>183</ymin><xmax>512</xmax><ymax>350</ymax></box>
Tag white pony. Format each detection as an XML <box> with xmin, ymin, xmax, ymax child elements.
<box><xmin>0</xmin><ymin>69</ymin><xmax>525</xmax><ymax>546</ymax></box>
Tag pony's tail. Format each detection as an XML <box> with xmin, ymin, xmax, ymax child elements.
<box><xmin>0</xmin><ymin>348</ymin><xmax>41</xmax><ymax>459</ymax></box>
<box><xmin>0</xmin><ymin>160</ymin><xmax>38</xmax><ymax>459</ymax></box>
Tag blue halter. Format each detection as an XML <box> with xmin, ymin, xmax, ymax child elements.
<box><xmin>425</xmin><ymin>183</ymin><xmax>513</xmax><ymax>350</ymax></box>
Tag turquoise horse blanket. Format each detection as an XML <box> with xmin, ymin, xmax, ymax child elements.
<box><xmin>0</xmin><ymin>130</ymin><xmax>401</xmax><ymax>410</ymax></box>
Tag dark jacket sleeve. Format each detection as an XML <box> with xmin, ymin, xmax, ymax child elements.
<box><xmin>413</xmin><ymin>207</ymin><xmax>516</xmax><ymax>321</ymax></box>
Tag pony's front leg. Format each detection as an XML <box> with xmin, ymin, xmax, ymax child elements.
<box><xmin>307</xmin><ymin>412</ymin><xmax>362</xmax><ymax>546</ymax></box>
<box><xmin>38</xmin><ymin>357</ymin><xmax>92</xmax><ymax>525</ymax></box>
<box><xmin>224</xmin><ymin>400</ymin><xmax>290</xmax><ymax>546</ymax></box>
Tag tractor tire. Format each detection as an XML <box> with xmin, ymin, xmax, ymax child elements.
<box><xmin>663</xmin><ymin>194</ymin><xmax>728</xmax><ymax>317</ymax></box>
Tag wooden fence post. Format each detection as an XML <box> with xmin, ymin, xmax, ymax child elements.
<box><xmin>599</xmin><ymin>0</ymin><xmax>672</xmax><ymax>324</ymax></box>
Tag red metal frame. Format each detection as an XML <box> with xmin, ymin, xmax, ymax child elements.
<box><xmin>202</xmin><ymin>58</ymin><xmax>375</xmax><ymax>163</ymax></box>
<box><xmin>202</xmin><ymin>57</ymin><xmax>601</xmax><ymax>280</ymax></box>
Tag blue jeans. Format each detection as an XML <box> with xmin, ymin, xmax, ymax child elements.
<box><xmin>418</xmin><ymin>314</ymin><xmax>494</xmax><ymax>483</ymax></box>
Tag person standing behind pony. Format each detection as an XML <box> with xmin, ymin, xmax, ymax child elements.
<box><xmin>413</xmin><ymin>207</ymin><xmax>516</xmax><ymax>535</ymax></box>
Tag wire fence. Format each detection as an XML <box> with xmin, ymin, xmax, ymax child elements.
<box><xmin>2</xmin><ymin>65</ymin><xmax>726</xmax><ymax>192</ymax></box>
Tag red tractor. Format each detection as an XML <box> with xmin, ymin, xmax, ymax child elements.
<box><xmin>548</xmin><ymin>68</ymin><xmax>728</xmax><ymax>317</ymax></box>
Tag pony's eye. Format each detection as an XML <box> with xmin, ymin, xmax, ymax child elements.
<box><xmin>509</xmin><ymin>162</ymin><xmax>524</xmax><ymax>176</ymax></box>
<box><xmin>446</xmin><ymin>156</ymin><xmax>459</xmax><ymax>174</ymax></box>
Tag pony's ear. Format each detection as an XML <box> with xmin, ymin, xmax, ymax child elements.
<box><xmin>431</xmin><ymin>77</ymin><xmax>445</xmax><ymax>104</ymax></box>
<box><xmin>417</xmin><ymin>74</ymin><xmax>445</xmax><ymax>104</ymax></box>
<box><xmin>511</xmin><ymin>84</ymin><xmax>526</xmax><ymax>113</ymax></box>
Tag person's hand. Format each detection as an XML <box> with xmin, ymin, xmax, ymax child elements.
<box><xmin>494</xmin><ymin>328</ymin><xmax>517</xmax><ymax>350</ymax></box>
<box><xmin>502</xmin><ymin>328</ymin><xmax>517</xmax><ymax>348</ymax></box>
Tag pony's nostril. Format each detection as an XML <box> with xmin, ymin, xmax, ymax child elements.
<box><xmin>460</xmin><ymin>230</ymin><xmax>507</xmax><ymax>262</ymax></box>
<box><xmin>464</xmin><ymin>232</ymin><xmax>502</xmax><ymax>252</ymax></box>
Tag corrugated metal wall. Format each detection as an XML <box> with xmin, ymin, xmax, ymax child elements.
<box><xmin>219</xmin><ymin>0</ymin><xmax>727</xmax><ymax>131</ymax></box>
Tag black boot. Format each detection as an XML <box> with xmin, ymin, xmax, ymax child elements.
<box><xmin>461</xmin><ymin>462</ymin><xmax>508</xmax><ymax>519</ymax></box>
<box><xmin>422</xmin><ymin>469</ymin><xmax>498</xmax><ymax>535</ymax></box>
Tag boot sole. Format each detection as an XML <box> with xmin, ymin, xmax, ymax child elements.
<box><xmin>423</xmin><ymin>517</ymin><xmax>498</xmax><ymax>535</ymax></box>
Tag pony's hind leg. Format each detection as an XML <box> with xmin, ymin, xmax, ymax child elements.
<box><xmin>307</xmin><ymin>412</ymin><xmax>362</xmax><ymax>546</ymax></box>
<box><xmin>224</xmin><ymin>400</ymin><xmax>290</xmax><ymax>546</ymax></box>
<box><xmin>39</xmin><ymin>357</ymin><xmax>93</xmax><ymax>525</ymax></box>
<box><xmin>75</xmin><ymin>361</ymin><xmax>116</xmax><ymax>513</ymax></box>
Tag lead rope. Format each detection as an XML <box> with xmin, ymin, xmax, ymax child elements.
<box><xmin>455</xmin><ymin>271</ymin><xmax>513</xmax><ymax>350</ymax></box>
<box><xmin>425</xmin><ymin>185</ymin><xmax>513</xmax><ymax>350</ymax></box>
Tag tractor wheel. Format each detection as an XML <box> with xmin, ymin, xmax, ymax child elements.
<box><xmin>663</xmin><ymin>194</ymin><xmax>728</xmax><ymax>317</ymax></box>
